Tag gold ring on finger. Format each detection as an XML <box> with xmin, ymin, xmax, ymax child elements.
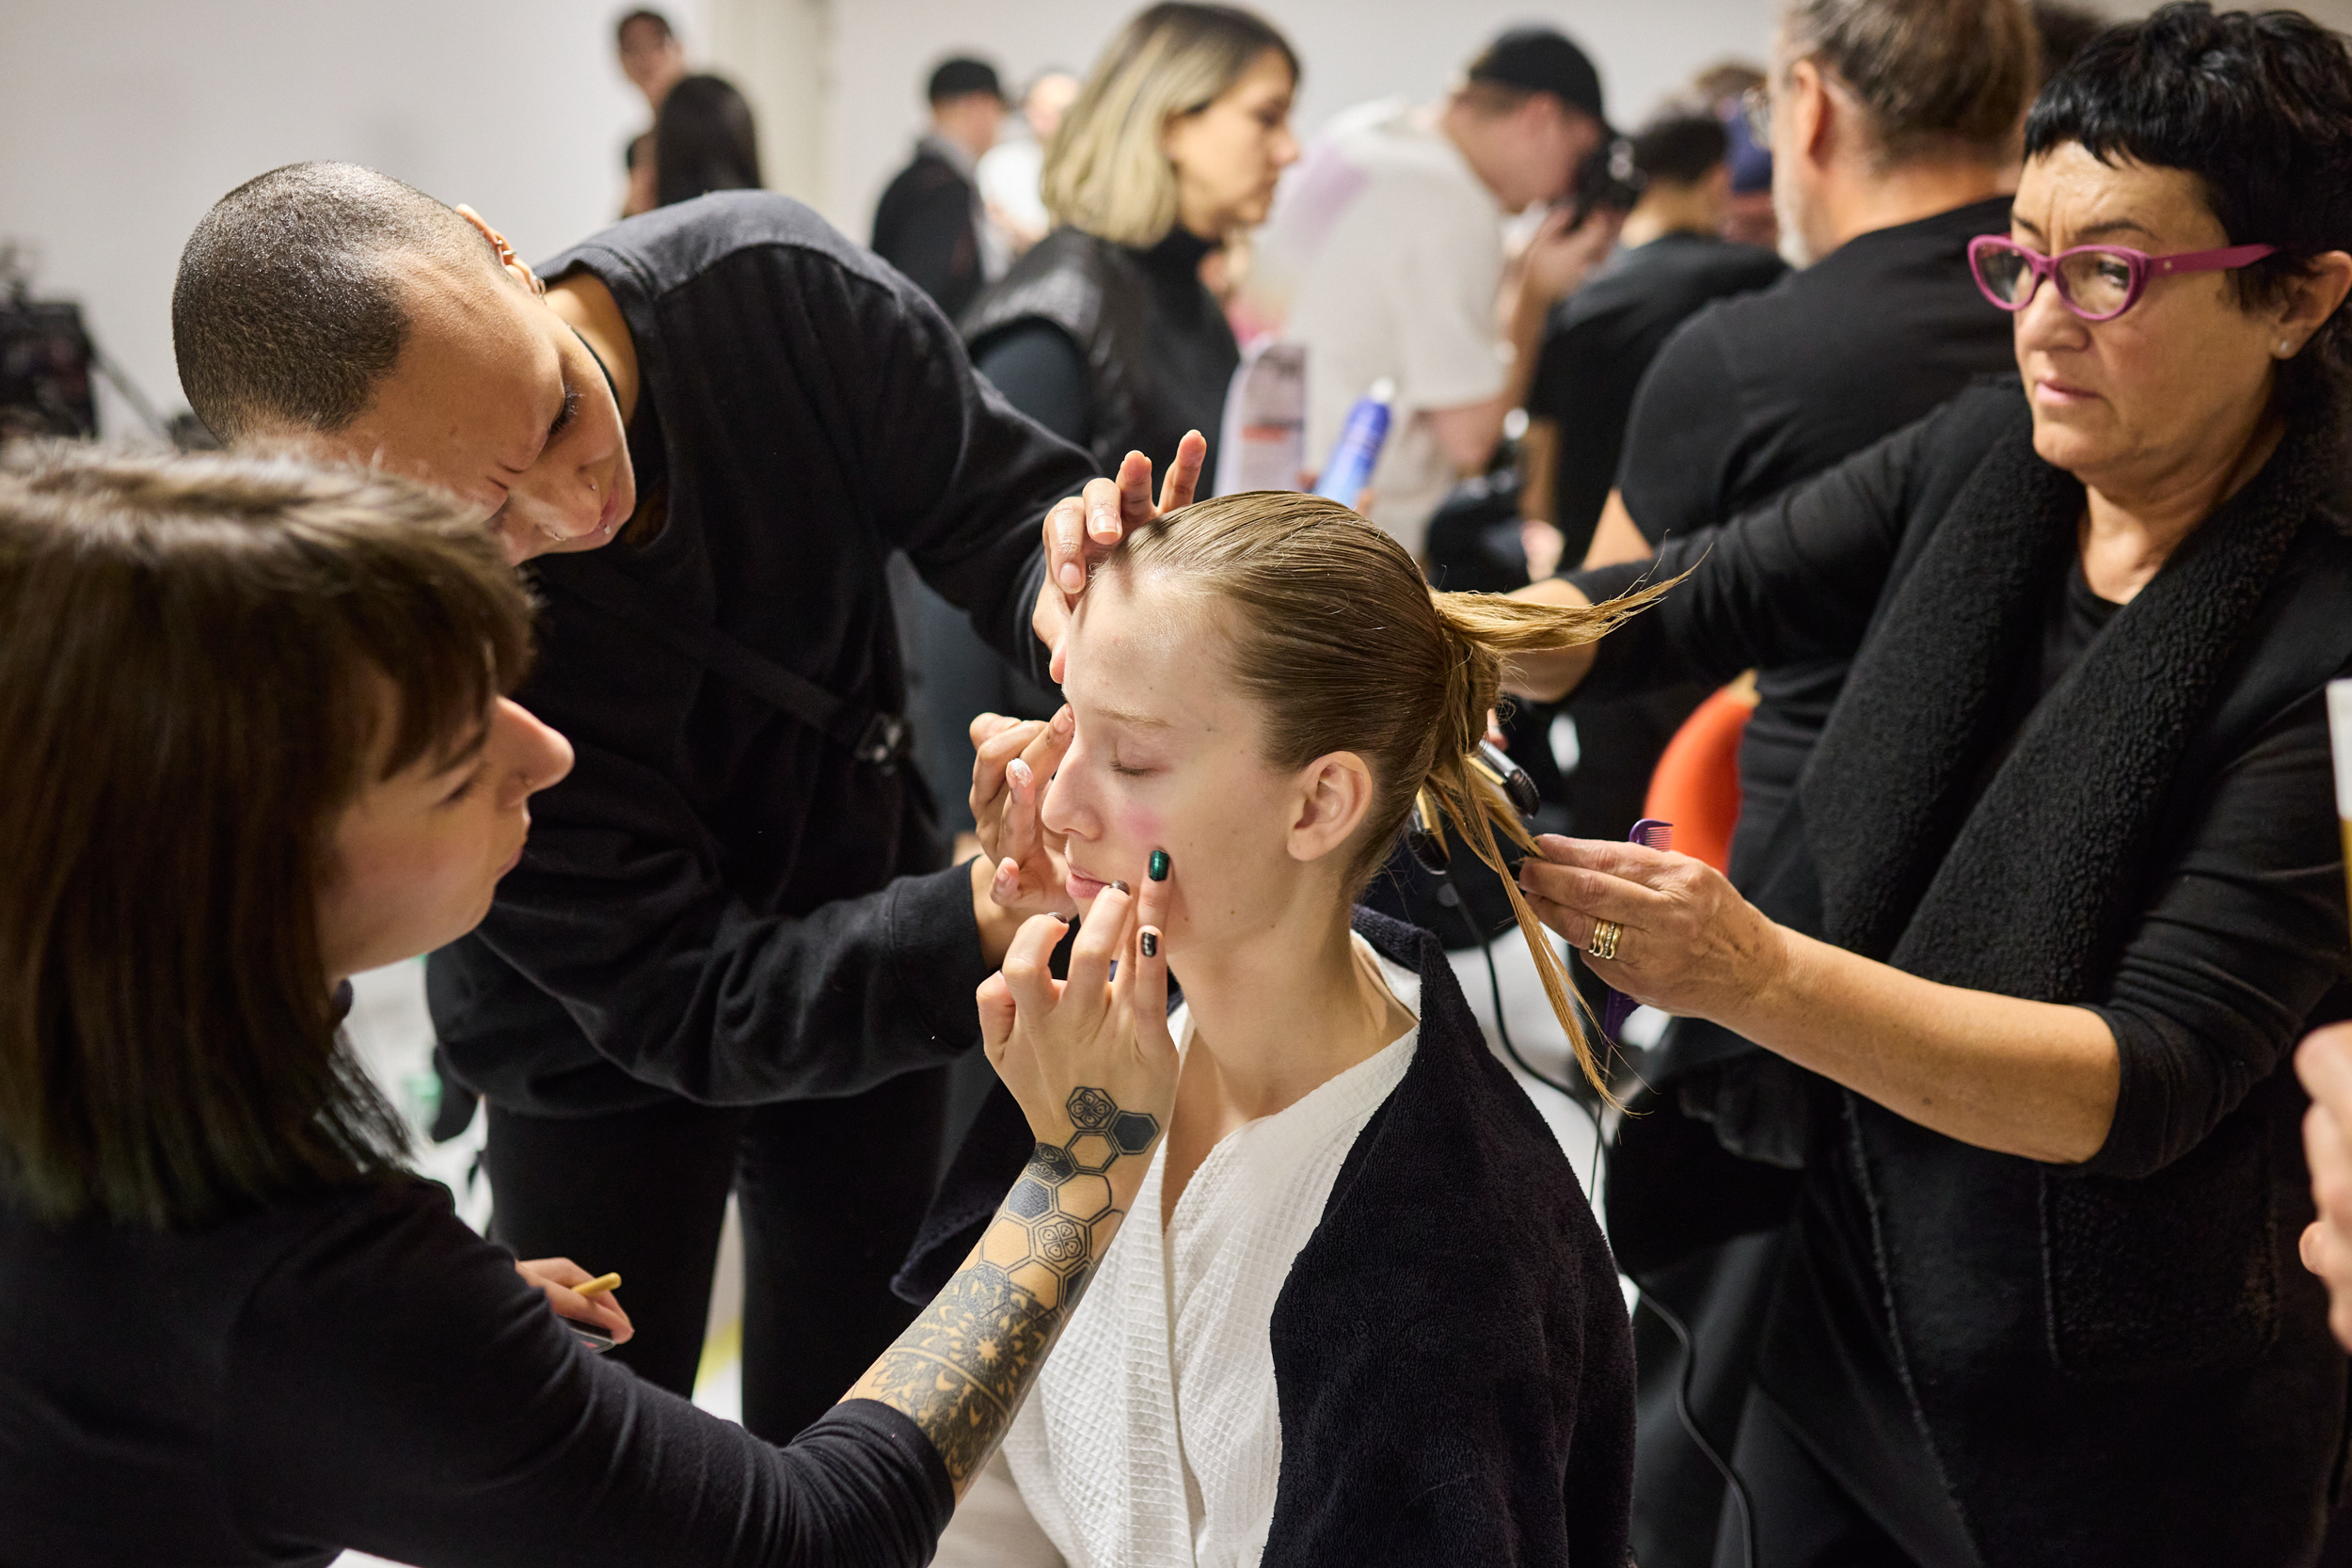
<box><xmin>1587</xmin><ymin>919</ymin><xmax>1623</xmax><ymax>961</ymax></box>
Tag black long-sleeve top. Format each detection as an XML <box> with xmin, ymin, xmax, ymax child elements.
<box><xmin>1574</xmin><ymin>391</ymin><xmax>2350</xmax><ymax>1180</ymax></box>
<box><xmin>0</xmin><ymin>1178</ymin><xmax>949</xmax><ymax>1567</ymax></box>
<box><xmin>427</xmin><ymin>193</ymin><xmax>1097</xmax><ymax>1117</ymax></box>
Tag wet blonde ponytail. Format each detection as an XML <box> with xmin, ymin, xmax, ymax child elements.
<box><xmin>1419</xmin><ymin>589</ymin><xmax>1666</xmax><ymax>1101</ymax></box>
<box><xmin>1114</xmin><ymin>492</ymin><xmax>1668</xmax><ymax>1099</ymax></box>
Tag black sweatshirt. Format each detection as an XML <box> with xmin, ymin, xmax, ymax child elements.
<box><xmin>0</xmin><ymin>1179</ymin><xmax>950</xmax><ymax>1567</ymax></box>
<box><xmin>427</xmin><ymin>193</ymin><xmax>1096</xmax><ymax>1117</ymax></box>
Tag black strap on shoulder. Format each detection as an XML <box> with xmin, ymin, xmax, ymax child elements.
<box><xmin>559</xmin><ymin>557</ymin><xmax>908</xmax><ymax>771</ymax></box>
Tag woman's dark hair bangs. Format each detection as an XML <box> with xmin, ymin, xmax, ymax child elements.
<box><xmin>0</xmin><ymin>447</ymin><xmax>534</xmax><ymax>1228</ymax></box>
<box><xmin>2025</xmin><ymin>3</ymin><xmax>2352</xmax><ymax>417</ymax></box>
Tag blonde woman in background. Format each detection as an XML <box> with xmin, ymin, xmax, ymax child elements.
<box><xmin>900</xmin><ymin>3</ymin><xmax>1299</xmax><ymax>849</ymax></box>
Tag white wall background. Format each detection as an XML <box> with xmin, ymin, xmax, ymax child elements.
<box><xmin>0</xmin><ymin>0</ymin><xmax>711</xmax><ymax>436</ymax></box>
<box><xmin>9</xmin><ymin>0</ymin><xmax>2350</xmax><ymax>436</ymax></box>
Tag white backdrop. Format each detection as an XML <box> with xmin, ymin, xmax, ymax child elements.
<box><xmin>9</xmin><ymin>0</ymin><xmax>2347</xmax><ymax>435</ymax></box>
<box><xmin>0</xmin><ymin>0</ymin><xmax>711</xmax><ymax>436</ymax></box>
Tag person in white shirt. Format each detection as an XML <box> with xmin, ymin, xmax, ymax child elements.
<box><xmin>1254</xmin><ymin>27</ymin><xmax>1620</xmax><ymax>556</ymax></box>
<box><xmin>924</xmin><ymin>490</ymin><xmax>1654</xmax><ymax>1566</ymax></box>
<box><xmin>979</xmin><ymin>69</ymin><xmax>1083</xmax><ymax>256</ymax></box>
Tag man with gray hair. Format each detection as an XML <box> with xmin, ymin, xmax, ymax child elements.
<box><xmin>1514</xmin><ymin>1</ymin><xmax>2040</xmax><ymax>1563</ymax></box>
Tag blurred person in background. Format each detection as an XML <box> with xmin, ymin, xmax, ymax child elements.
<box><xmin>170</xmin><ymin>160</ymin><xmax>1200</xmax><ymax>1449</ymax></box>
<box><xmin>1518</xmin><ymin>106</ymin><xmax>1786</xmax><ymax>857</ymax></box>
<box><xmin>1523</xmin><ymin>108</ymin><xmax>1787</xmax><ymax>570</ymax></box>
<box><xmin>978</xmin><ymin>69</ymin><xmax>1083</xmax><ymax>256</ymax></box>
<box><xmin>0</xmin><ymin>445</ymin><xmax>1182</xmax><ymax>1568</ymax></box>
<box><xmin>617</xmin><ymin>8</ymin><xmax>689</xmax><ymax>218</ymax></box>
<box><xmin>654</xmin><ymin>73</ymin><xmax>762</xmax><ymax>209</ymax></box>
<box><xmin>1528</xmin><ymin>0</ymin><xmax>2039</xmax><ymax>1561</ymax></box>
<box><xmin>872</xmin><ymin>56</ymin><xmax>1010</xmax><ymax>324</ymax></box>
<box><xmin>1694</xmin><ymin>62</ymin><xmax>1779</xmax><ymax>249</ymax></box>
<box><xmin>1509</xmin><ymin>8</ymin><xmax>2352</xmax><ymax>1559</ymax></box>
<box><xmin>1255</xmin><ymin>25</ymin><xmax>1619</xmax><ymax>558</ymax></box>
<box><xmin>899</xmin><ymin>2</ymin><xmax>1295</xmax><ymax>850</ymax></box>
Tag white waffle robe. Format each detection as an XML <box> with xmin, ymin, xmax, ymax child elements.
<box><xmin>935</xmin><ymin>935</ymin><xmax>1421</xmax><ymax>1568</ymax></box>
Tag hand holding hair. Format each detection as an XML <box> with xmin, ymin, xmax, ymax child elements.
<box><xmin>1515</xmin><ymin>834</ymin><xmax>1789</xmax><ymax>1027</ymax></box>
<box><xmin>1034</xmin><ymin>431</ymin><xmax>1208</xmax><ymax>683</ymax></box>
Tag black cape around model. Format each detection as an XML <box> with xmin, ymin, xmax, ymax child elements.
<box><xmin>899</xmin><ymin>908</ymin><xmax>1638</xmax><ymax>1567</ymax></box>
<box><xmin>426</xmin><ymin>193</ymin><xmax>1097</xmax><ymax>1117</ymax></box>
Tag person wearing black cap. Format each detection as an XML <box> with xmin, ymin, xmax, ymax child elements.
<box><xmin>871</xmin><ymin>55</ymin><xmax>1009</xmax><ymax>322</ymax></box>
<box><xmin>1256</xmin><ymin>24</ymin><xmax>1617</xmax><ymax>557</ymax></box>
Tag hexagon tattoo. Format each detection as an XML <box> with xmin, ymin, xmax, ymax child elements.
<box><xmin>1035</xmin><ymin>1216</ymin><xmax>1087</xmax><ymax>1268</ymax></box>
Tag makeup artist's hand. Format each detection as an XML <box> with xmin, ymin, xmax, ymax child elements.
<box><xmin>970</xmin><ymin>707</ymin><xmax>1077</xmax><ymax>919</ymax></box>
<box><xmin>516</xmin><ymin>1257</ymin><xmax>634</xmax><ymax>1344</ymax></box>
<box><xmin>1033</xmin><ymin>432</ymin><xmax>1207</xmax><ymax>684</ymax></box>
<box><xmin>978</xmin><ymin>876</ymin><xmax>1179</xmax><ymax>1156</ymax></box>
<box><xmin>1516</xmin><ymin>834</ymin><xmax>1789</xmax><ymax>1023</ymax></box>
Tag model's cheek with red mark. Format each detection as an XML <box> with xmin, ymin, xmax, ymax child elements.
<box><xmin>1115</xmin><ymin>803</ymin><xmax>1166</xmax><ymax>873</ymax></box>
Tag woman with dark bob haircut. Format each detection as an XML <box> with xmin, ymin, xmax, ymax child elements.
<box><xmin>1481</xmin><ymin>4</ymin><xmax>2352</xmax><ymax>1563</ymax></box>
<box><xmin>0</xmin><ymin>448</ymin><xmax>1181</xmax><ymax>1566</ymax></box>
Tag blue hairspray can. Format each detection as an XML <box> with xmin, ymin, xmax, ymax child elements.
<box><xmin>1311</xmin><ymin>377</ymin><xmax>1395</xmax><ymax>511</ymax></box>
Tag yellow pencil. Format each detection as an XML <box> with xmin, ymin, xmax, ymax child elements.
<box><xmin>572</xmin><ymin>1273</ymin><xmax>622</xmax><ymax>1300</ymax></box>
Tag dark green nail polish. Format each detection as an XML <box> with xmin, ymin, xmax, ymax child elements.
<box><xmin>1149</xmin><ymin>849</ymin><xmax>1169</xmax><ymax>881</ymax></box>
<box><xmin>1140</xmin><ymin>930</ymin><xmax>1159</xmax><ymax>958</ymax></box>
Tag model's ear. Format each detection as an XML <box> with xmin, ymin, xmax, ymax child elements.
<box><xmin>1286</xmin><ymin>752</ymin><xmax>1375</xmax><ymax>865</ymax></box>
<box><xmin>453</xmin><ymin>203</ymin><xmax>546</xmax><ymax>298</ymax></box>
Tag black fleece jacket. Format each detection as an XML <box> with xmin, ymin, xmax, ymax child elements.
<box><xmin>899</xmin><ymin>909</ymin><xmax>1638</xmax><ymax>1566</ymax></box>
<box><xmin>1581</xmin><ymin>381</ymin><xmax>2352</xmax><ymax>1565</ymax></box>
<box><xmin>427</xmin><ymin>193</ymin><xmax>1096</xmax><ymax>1117</ymax></box>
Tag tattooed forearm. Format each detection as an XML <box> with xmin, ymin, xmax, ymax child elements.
<box><xmin>852</xmin><ymin>1087</ymin><xmax>1163</xmax><ymax>1487</ymax></box>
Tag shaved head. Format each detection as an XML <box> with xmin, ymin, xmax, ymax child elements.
<box><xmin>172</xmin><ymin>162</ymin><xmax>502</xmax><ymax>441</ymax></box>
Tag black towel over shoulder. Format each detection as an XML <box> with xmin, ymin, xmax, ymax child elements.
<box><xmin>901</xmin><ymin>909</ymin><xmax>1638</xmax><ymax>1567</ymax></box>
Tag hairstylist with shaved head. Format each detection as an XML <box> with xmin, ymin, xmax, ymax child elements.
<box><xmin>172</xmin><ymin>166</ymin><xmax>1195</xmax><ymax>1442</ymax></box>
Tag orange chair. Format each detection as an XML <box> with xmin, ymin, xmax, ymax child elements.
<box><xmin>1642</xmin><ymin>677</ymin><xmax>1756</xmax><ymax>873</ymax></box>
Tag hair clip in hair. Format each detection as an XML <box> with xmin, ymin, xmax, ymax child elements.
<box><xmin>1600</xmin><ymin>818</ymin><xmax>1673</xmax><ymax>1041</ymax></box>
<box><xmin>1469</xmin><ymin>739</ymin><xmax>1541</xmax><ymax>819</ymax></box>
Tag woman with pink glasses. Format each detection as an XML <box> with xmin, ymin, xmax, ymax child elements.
<box><xmin>1489</xmin><ymin>4</ymin><xmax>2352</xmax><ymax>1563</ymax></box>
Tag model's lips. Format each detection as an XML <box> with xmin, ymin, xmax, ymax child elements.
<box><xmin>595</xmin><ymin>478</ymin><xmax>624</xmax><ymax>538</ymax></box>
<box><xmin>1065</xmin><ymin>864</ymin><xmax>1110</xmax><ymax>904</ymax></box>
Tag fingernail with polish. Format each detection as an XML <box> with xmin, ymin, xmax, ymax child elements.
<box><xmin>1009</xmin><ymin>758</ymin><xmax>1033</xmax><ymax>793</ymax></box>
<box><xmin>1111</xmin><ymin>880</ymin><xmax>1131</xmax><ymax>895</ymax></box>
<box><xmin>1148</xmin><ymin>849</ymin><xmax>1169</xmax><ymax>881</ymax></box>
<box><xmin>1140</xmin><ymin>928</ymin><xmax>1159</xmax><ymax>958</ymax></box>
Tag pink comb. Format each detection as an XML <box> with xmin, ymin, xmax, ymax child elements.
<box><xmin>1603</xmin><ymin>819</ymin><xmax>1672</xmax><ymax>1040</ymax></box>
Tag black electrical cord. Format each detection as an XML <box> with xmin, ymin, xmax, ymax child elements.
<box><xmin>1465</xmin><ymin>879</ymin><xmax>1757</xmax><ymax>1568</ymax></box>
<box><xmin>1638</xmin><ymin>1291</ymin><xmax>1759</xmax><ymax>1568</ymax></box>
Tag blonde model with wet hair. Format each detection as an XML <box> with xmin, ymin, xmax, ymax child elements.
<box><xmin>921</xmin><ymin>492</ymin><xmax>1655</xmax><ymax>1568</ymax></box>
